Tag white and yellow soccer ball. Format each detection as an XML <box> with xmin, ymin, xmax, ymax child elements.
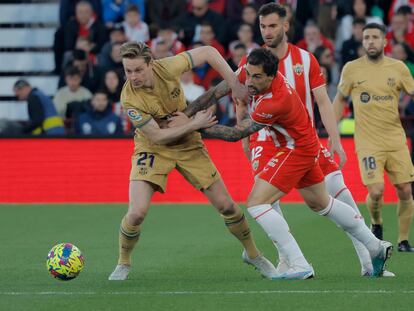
<box><xmin>46</xmin><ymin>243</ymin><xmax>84</xmax><ymax>281</ymax></box>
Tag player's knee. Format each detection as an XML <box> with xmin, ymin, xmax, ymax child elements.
<box><xmin>218</xmin><ymin>201</ymin><xmax>238</xmax><ymax>216</ymax></box>
<box><xmin>306</xmin><ymin>202</ymin><xmax>319</xmax><ymax>212</ymax></box>
<box><xmin>246</xmin><ymin>190</ymin><xmax>267</xmax><ymax>207</ymax></box>
<box><xmin>126</xmin><ymin>210</ymin><xmax>147</xmax><ymax>225</ymax></box>
<box><xmin>247</xmin><ymin>186</ymin><xmax>281</xmax><ymax>207</ymax></box>
<box><xmin>246</xmin><ymin>196</ymin><xmax>259</xmax><ymax>208</ymax></box>
<box><xmin>369</xmin><ymin>192</ymin><xmax>383</xmax><ymax>202</ymax></box>
<box><xmin>305</xmin><ymin>198</ymin><xmax>325</xmax><ymax>212</ymax></box>
<box><xmin>395</xmin><ymin>183</ymin><xmax>412</xmax><ymax>200</ymax></box>
<box><xmin>368</xmin><ymin>184</ymin><xmax>384</xmax><ymax>201</ymax></box>
<box><xmin>368</xmin><ymin>187</ymin><xmax>384</xmax><ymax>201</ymax></box>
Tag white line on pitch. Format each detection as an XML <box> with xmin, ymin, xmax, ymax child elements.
<box><xmin>1</xmin><ymin>290</ymin><xmax>414</xmax><ymax>296</ymax></box>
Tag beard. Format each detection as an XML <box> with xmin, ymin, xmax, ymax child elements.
<box><xmin>265</xmin><ymin>31</ymin><xmax>284</xmax><ymax>48</ymax></box>
<box><xmin>365</xmin><ymin>48</ymin><xmax>383</xmax><ymax>60</ymax></box>
<box><xmin>247</xmin><ymin>86</ymin><xmax>259</xmax><ymax>96</ymax></box>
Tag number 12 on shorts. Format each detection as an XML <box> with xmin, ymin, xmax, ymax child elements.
<box><xmin>137</xmin><ymin>152</ymin><xmax>155</xmax><ymax>167</ymax></box>
<box><xmin>362</xmin><ymin>156</ymin><xmax>376</xmax><ymax>171</ymax></box>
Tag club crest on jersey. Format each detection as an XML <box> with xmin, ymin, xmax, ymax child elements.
<box><xmin>170</xmin><ymin>87</ymin><xmax>181</xmax><ymax>99</ymax></box>
<box><xmin>387</xmin><ymin>78</ymin><xmax>396</xmax><ymax>87</ymax></box>
<box><xmin>127</xmin><ymin>109</ymin><xmax>142</xmax><ymax>121</ymax></box>
<box><xmin>293</xmin><ymin>63</ymin><xmax>304</xmax><ymax>75</ymax></box>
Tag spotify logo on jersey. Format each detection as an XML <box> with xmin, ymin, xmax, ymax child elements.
<box><xmin>360</xmin><ymin>92</ymin><xmax>371</xmax><ymax>103</ymax></box>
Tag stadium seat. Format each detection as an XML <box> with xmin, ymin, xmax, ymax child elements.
<box><xmin>0</xmin><ymin>2</ymin><xmax>60</xmax><ymax>121</ymax></box>
<box><xmin>0</xmin><ymin>29</ymin><xmax>55</xmax><ymax>48</ymax></box>
<box><xmin>0</xmin><ymin>4</ymin><xmax>59</xmax><ymax>24</ymax></box>
<box><xmin>0</xmin><ymin>52</ymin><xmax>55</xmax><ymax>72</ymax></box>
<box><xmin>0</xmin><ymin>101</ymin><xmax>28</xmax><ymax>121</ymax></box>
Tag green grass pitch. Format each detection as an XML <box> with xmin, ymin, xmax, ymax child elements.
<box><xmin>0</xmin><ymin>203</ymin><xmax>413</xmax><ymax>311</ymax></box>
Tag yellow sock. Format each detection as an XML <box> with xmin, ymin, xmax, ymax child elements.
<box><xmin>366</xmin><ymin>194</ymin><xmax>383</xmax><ymax>225</ymax></box>
<box><xmin>397</xmin><ymin>199</ymin><xmax>414</xmax><ymax>242</ymax></box>
<box><xmin>118</xmin><ymin>216</ymin><xmax>141</xmax><ymax>266</ymax></box>
<box><xmin>222</xmin><ymin>207</ymin><xmax>260</xmax><ymax>259</ymax></box>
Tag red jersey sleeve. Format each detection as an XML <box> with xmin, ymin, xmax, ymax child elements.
<box><xmin>309</xmin><ymin>53</ymin><xmax>326</xmax><ymax>90</ymax></box>
<box><xmin>250</xmin><ymin>74</ymin><xmax>293</xmax><ymax>125</ymax></box>
<box><xmin>236</xmin><ymin>66</ymin><xmax>246</xmax><ymax>83</ymax></box>
<box><xmin>250</xmin><ymin>96</ymin><xmax>279</xmax><ymax>125</ymax></box>
<box><xmin>237</xmin><ymin>55</ymin><xmax>247</xmax><ymax>68</ymax></box>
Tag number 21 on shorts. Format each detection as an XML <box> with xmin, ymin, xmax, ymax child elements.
<box><xmin>137</xmin><ymin>152</ymin><xmax>155</xmax><ymax>167</ymax></box>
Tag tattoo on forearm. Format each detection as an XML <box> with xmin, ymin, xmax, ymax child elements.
<box><xmin>183</xmin><ymin>88</ymin><xmax>216</xmax><ymax>117</ymax></box>
<box><xmin>213</xmin><ymin>80</ymin><xmax>231</xmax><ymax>99</ymax></box>
<box><xmin>183</xmin><ymin>80</ymin><xmax>230</xmax><ymax>117</ymax></box>
<box><xmin>202</xmin><ymin>117</ymin><xmax>265</xmax><ymax>142</ymax></box>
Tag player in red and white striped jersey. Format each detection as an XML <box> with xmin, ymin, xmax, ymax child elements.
<box><xmin>198</xmin><ymin>48</ymin><xmax>392</xmax><ymax>278</ymax></box>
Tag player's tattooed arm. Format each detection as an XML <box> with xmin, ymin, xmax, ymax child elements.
<box><xmin>183</xmin><ymin>80</ymin><xmax>230</xmax><ymax>117</ymax></box>
<box><xmin>202</xmin><ymin>115</ymin><xmax>265</xmax><ymax>142</ymax></box>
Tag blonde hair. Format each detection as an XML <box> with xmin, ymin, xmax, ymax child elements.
<box><xmin>120</xmin><ymin>41</ymin><xmax>152</xmax><ymax>64</ymax></box>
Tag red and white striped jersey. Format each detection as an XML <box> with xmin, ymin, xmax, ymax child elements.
<box><xmin>238</xmin><ymin>43</ymin><xmax>325</xmax><ymax>144</ymax></box>
<box><xmin>277</xmin><ymin>43</ymin><xmax>326</xmax><ymax>123</ymax></box>
<box><xmin>250</xmin><ymin>72</ymin><xmax>320</xmax><ymax>156</ymax></box>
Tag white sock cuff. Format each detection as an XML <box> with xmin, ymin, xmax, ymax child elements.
<box><xmin>318</xmin><ymin>196</ymin><xmax>334</xmax><ymax>216</ymax></box>
<box><xmin>247</xmin><ymin>204</ymin><xmax>273</xmax><ymax>219</ymax></box>
<box><xmin>324</xmin><ymin>171</ymin><xmax>348</xmax><ymax>198</ymax></box>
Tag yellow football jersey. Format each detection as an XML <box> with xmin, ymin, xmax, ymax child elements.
<box><xmin>121</xmin><ymin>52</ymin><xmax>204</xmax><ymax>153</ymax></box>
<box><xmin>338</xmin><ymin>56</ymin><xmax>414</xmax><ymax>152</ymax></box>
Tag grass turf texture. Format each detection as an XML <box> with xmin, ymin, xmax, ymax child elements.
<box><xmin>0</xmin><ymin>203</ymin><xmax>413</xmax><ymax>311</ymax></box>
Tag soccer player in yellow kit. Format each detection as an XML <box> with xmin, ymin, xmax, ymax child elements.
<box><xmin>108</xmin><ymin>42</ymin><xmax>278</xmax><ymax>280</ymax></box>
<box><xmin>334</xmin><ymin>23</ymin><xmax>414</xmax><ymax>252</ymax></box>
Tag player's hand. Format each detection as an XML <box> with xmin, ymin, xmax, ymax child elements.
<box><xmin>168</xmin><ymin>111</ymin><xmax>190</xmax><ymax>127</ymax></box>
<box><xmin>192</xmin><ymin>110</ymin><xmax>218</xmax><ymax>129</ymax></box>
<box><xmin>329</xmin><ymin>138</ymin><xmax>347</xmax><ymax>169</ymax></box>
<box><xmin>157</xmin><ymin>119</ymin><xmax>169</xmax><ymax>129</ymax></box>
<box><xmin>229</xmin><ymin>79</ymin><xmax>248</xmax><ymax>102</ymax></box>
<box><xmin>206</xmin><ymin>105</ymin><xmax>217</xmax><ymax>115</ymax></box>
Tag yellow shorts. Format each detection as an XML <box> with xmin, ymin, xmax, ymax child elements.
<box><xmin>130</xmin><ymin>147</ymin><xmax>221</xmax><ymax>193</ymax></box>
<box><xmin>357</xmin><ymin>148</ymin><xmax>414</xmax><ymax>185</ymax></box>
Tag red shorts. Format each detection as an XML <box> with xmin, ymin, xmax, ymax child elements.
<box><xmin>257</xmin><ymin>147</ymin><xmax>324</xmax><ymax>193</ymax></box>
<box><xmin>250</xmin><ymin>142</ymin><xmax>339</xmax><ymax>178</ymax></box>
<box><xmin>250</xmin><ymin>141</ymin><xmax>278</xmax><ymax>177</ymax></box>
<box><xmin>318</xmin><ymin>144</ymin><xmax>339</xmax><ymax>176</ymax></box>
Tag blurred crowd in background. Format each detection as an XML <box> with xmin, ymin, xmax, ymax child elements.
<box><xmin>8</xmin><ymin>0</ymin><xmax>414</xmax><ymax>137</ymax></box>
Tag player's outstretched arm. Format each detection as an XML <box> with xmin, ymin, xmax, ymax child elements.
<box><xmin>140</xmin><ymin>110</ymin><xmax>217</xmax><ymax>145</ymax></box>
<box><xmin>313</xmin><ymin>87</ymin><xmax>346</xmax><ymax>168</ymax></box>
<box><xmin>202</xmin><ymin>116</ymin><xmax>265</xmax><ymax>142</ymax></box>
<box><xmin>186</xmin><ymin>46</ymin><xmax>247</xmax><ymax>101</ymax></box>
<box><xmin>183</xmin><ymin>80</ymin><xmax>230</xmax><ymax>117</ymax></box>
